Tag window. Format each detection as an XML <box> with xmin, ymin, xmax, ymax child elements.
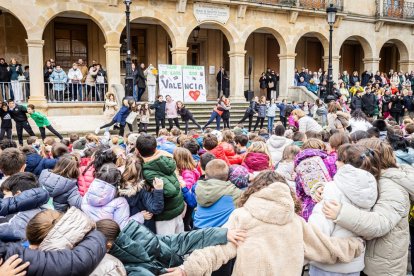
<box><xmin>120</xmin><ymin>29</ymin><xmax>146</xmax><ymax>72</ymax></box>
<box><xmin>54</xmin><ymin>23</ymin><xmax>88</xmax><ymax>70</ymax></box>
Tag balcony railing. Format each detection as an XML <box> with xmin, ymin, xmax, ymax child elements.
<box><xmin>377</xmin><ymin>0</ymin><xmax>414</xmax><ymax>20</ymax></box>
<box><xmin>230</xmin><ymin>0</ymin><xmax>343</xmax><ymax>11</ymax></box>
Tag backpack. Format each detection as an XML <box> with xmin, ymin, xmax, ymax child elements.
<box><xmin>295</xmin><ymin>156</ymin><xmax>332</xmax><ymax>196</ymax></box>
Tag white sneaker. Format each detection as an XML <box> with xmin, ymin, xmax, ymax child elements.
<box><xmin>95</xmin><ymin>127</ymin><xmax>100</xmax><ymax>135</ymax></box>
<box><xmin>104</xmin><ymin>131</ymin><xmax>110</xmax><ymax>140</ymax></box>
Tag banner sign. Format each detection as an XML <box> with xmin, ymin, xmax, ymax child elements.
<box><xmin>193</xmin><ymin>3</ymin><xmax>230</xmax><ymax>24</ymax></box>
<box><xmin>158</xmin><ymin>64</ymin><xmax>206</xmax><ymax>103</ymax></box>
<box><xmin>158</xmin><ymin>64</ymin><xmax>183</xmax><ymax>101</ymax></box>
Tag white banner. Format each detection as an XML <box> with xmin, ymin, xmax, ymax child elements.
<box><xmin>193</xmin><ymin>3</ymin><xmax>230</xmax><ymax>24</ymax></box>
<box><xmin>158</xmin><ymin>64</ymin><xmax>184</xmax><ymax>101</ymax></box>
<box><xmin>182</xmin><ymin>66</ymin><xmax>206</xmax><ymax>103</ymax></box>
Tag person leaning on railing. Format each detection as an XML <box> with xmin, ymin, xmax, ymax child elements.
<box><xmin>49</xmin><ymin>65</ymin><xmax>68</xmax><ymax>102</ymax></box>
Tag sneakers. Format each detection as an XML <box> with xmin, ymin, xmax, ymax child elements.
<box><xmin>95</xmin><ymin>127</ymin><xmax>100</xmax><ymax>135</ymax></box>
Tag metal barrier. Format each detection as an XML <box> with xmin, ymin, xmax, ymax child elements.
<box><xmin>378</xmin><ymin>0</ymin><xmax>414</xmax><ymax>20</ymax></box>
<box><xmin>231</xmin><ymin>0</ymin><xmax>343</xmax><ymax>10</ymax></box>
<box><xmin>0</xmin><ymin>81</ymin><xmax>107</xmax><ymax>103</ymax></box>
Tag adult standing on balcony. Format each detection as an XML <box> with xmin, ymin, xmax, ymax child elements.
<box><xmin>86</xmin><ymin>64</ymin><xmax>98</xmax><ymax>101</ymax></box>
<box><xmin>95</xmin><ymin>64</ymin><xmax>107</xmax><ymax>101</ymax></box>
<box><xmin>136</xmin><ymin>63</ymin><xmax>146</xmax><ymax>102</ymax></box>
<box><xmin>49</xmin><ymin>65</ymin><xmax>67</xmax><ymax>102</ymax></box>
<box><xmin>144</xmin><ymin>64</ymin><xmax>158</xmax><ymax>103</ymax></box>
<box><xmin>78</xmin><ymin>59</ymin><xmax>88</xmax><ymax>100</ymax></box>
<box><xmin>44</xmin><ymin>60</ymin><xmax>54</xmax><ymax>98</ymax></box>
<box><xmin>0</xmin><ymin>58</ymin><xmax>11</xmax><ymax>101</ymax></box>
<box><xmin>9</xmin><ymin>58</ymin><xmax>23</xmax><ymax>103</ymax></box>
<box><xmin>67</xmin><ymin>63</ymin><xmax>83</xmax><ymax>102</ymax></box>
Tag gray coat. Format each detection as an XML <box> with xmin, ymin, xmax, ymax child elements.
<box><xmin>39</xmin><ymin>170</ymin><xmax>82</xmax><ymax>212</ymax></box>
<box><xmin>257</xmin><ymin>103</ymin><xmax>267</xmax><ymax>118</ymax></box>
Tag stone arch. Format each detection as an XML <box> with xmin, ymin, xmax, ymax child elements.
<box><xmin>0</xmin><ymin>6</ymin><xmax>30</xmax><ymax>36</ymax></box>
<box><xmin>336</xmin><ymin>35</ymin><xmax>374</xmax><ymax>58</ymax></box>
<box><xmin>378</xmin><ymin>38</ymin><xmax>409</xmax><ymax>61</ymax></box>
<box><xmin>36</xmin><ymin>5</ymin><xmax>111</xmax><ymax>42</ymax></box>
<box><xmin>241</xmin><ymin>26</ymin><xmax>288</xmax><ymax>55</ymax></box>
<box><xmin>292</xmin><ymin>31</ymin><xmax>329</xmax><ymax>55</ymax></box>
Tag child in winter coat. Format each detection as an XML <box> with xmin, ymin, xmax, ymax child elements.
<box><xmin>0</xmin><ymin>102</ymin><xmax>12</xmax><ymax>140</ymax></box>
<box><xmin>266</xmin><ymin>99</ymin><xmax>279</xmax><ymax>134</ymax></box>
<box><xmin>25</xmin><ymin>207</ymin><xmax>125</xmax><ymax>276</ymax></box>
<box><xmin>220</xmin><ymin>130</ymin><xmax>243</xmax><ymax>165</ymax></box>
<box><xmin>242</xmin><ymin>141</ymin><xmax>272</xmax><ymax>174</ymax></box>
<box><xmin>203</xmin><ymin>133</ymin><xmax>230</xmax><ymax>165</ymax></box>
<box><xmin>177</xmin><ymin>101</ymin><xmax>202</xmax><ymax>134</ymax></box>
<box><xmin>308</xmin><ymin>144</ymin><xmax>380</xmax><ymax>276</ymax></box>
<box><xmin>173</xmin><ymin>171</ymin><xmax>364</xmax><ymax>276</ymax></box>
<box><xmin>39</xmin><ymin>154</ymin><xmax>82</xmax><ymax>212</ymax></box>
<box><xmin>118</xmin><ymin>156</ymin><xmax>164</xmax><ymax>233</ymax></box>
<box><xmin>96</xmin><ymin>219</ymin><xmax>246</xmax><ymax>276</ymax></box>
<box><xmin>275</xmin><ymin>145</ymin><xmax>301</xmax><ymax>192</ymax></box>
<box><xmin>81</xmin><ymin>163</ymin><xmax>144</xmax><ymax>229</ymax></box>
<box><xmin>253</xmin><ymin>96</ymin><xmax>267</xmax><ymax>132</ymax></box>
<box><xmin>27</xmin><ymin>104</ymin><xmax>63</xmax><ymax>140</ymax></box>
<box><xmin>295</xmin><ymin>139</ymin><xmax>336</xmax><ymax>221</ymax></box>
<box><xmin>138</xmin><ymin>102</ymin><xmax>151</xmax><ymax>133</ymax></box>
<box><xmin>96</xmin><ymin>98</ymin><xmax>135</xmax><ymax>137</ymax></box>
<box><xmin>173</xmin><ymin>147</ymin><xmax>200</xmax><ymax>190</ymax></box>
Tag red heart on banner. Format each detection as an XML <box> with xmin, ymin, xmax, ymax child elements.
<box><xmin>189</xmin><ymin>90</ymin><xmax>200</xmax><ymax>101</ymax></box>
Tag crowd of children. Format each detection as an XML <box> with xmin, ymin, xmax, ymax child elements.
<box><xmin>1</xmin><ymin>93</ymin><xmax>414</xmax><ymax>275</ymax></box>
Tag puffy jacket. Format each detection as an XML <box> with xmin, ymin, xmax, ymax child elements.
<box><xmin>39</xmin><ymin>170</ymin><xmax>82</xmax><ymax>212</ymax></box>
<box><xmin>221</xmin><ymin>142</ymin><xmax>243</xmax><ymax>165</ymax></box>
<box><xmin>266</xmin><ymin>135</ymin><xmax>293</xmax><ymax>164</ymax></box>
<box><xmin>208</xmin><ymin>144</ymin><xmax>230</xmax><ymax>165</ymax></box>
<box><xmin>156</xmin><ymin>137</ymin><xmax>176</xmax><ymax>155</ymax></box>
<box><xmin>150</xmin><ymin>100</ymin><xmax>166</xmax><ymax>119</ymax></box>
<box><xmin>0</xmin><ymin>187</ymin><xmax>49</xmax><ymax>216</ymax></box>
<box><xmin>0</xmin><ymin>187</ymin><xmax>49</xmax><ymax>242</ymax></box>
<box><xmin>362</xmin><ymin>92</ymin><xmax>377</xmax><ymax>116</ymax></box>
<box><xmin>334</xmin><ymin>165</ymin><xmax>414</xmax><ymax>275</ymax></box>
<box><xmin>266</xmin><ymin>103</ymin><xmax>279</xmax><ymax>117</ymax></box>
<box><xmin>242</xmin><ymin>152</ymin><xmax>271</xmax><ymax>173</ymax></box>
<box><xmin>181</xmin><ymin>169</ymin><xmax>200</xmax><ymax>190</ymax></box>
<box><xmin>395</xmin><ymin>148</ymin><xmax>414</xmax><ymax>166</ymax></box>
<box><xmin>0</xmin><ymin>230</ymin><xmax>107</xmax><ymax>276</ymax></box>
<box><xmin>349</xmin><ymin>118</ymin><xmax>372</xmax><ymax>134</ymax></box>
<box><xmin>81</xmin><ymin>178</ymin><xmax>144</xmax><ymax>228</ymax></box>
<box><xmin>113</xmin><ymin>106</ymin><xmax>131</xmax><ymax>126</ymax></box>
<box><xmin>309</xmin><ymin>165</ymin><xmax>377</xmax><ymax>273</ymax></box>
<box><xmin>351</xmin><ymin>96</ymin><xmax>363</xmax><ymax>111</ymax></box>
<box><xmin>25</xmin><ymin>153</ymin><xmax>57</xmax><ymax>176</ymax></box>
<box><xmin>78</xmin><ymin>164</ymin><xmax>95</xmax><ymax>196</ymax></box>
<box><xmin>298</xmin><ymin>116</ymin><xmax>323</xmax><ymax>133</ymax></box>
<box><xmin>142</xmin><ymin>154</ymin><xmax>185</xmax><ymax>221</ymax></box>
<box><xmin>118</xmin><ymin>182</ymin><xmax>164</xmax><ymax>233</ymax></box>
<box><xmin>256</xmin><ymin>103</ymin><xmax>267</xmax><ymax>118</ymax></box>
<box><xmin>49</xmin><ymin>69</ymin><xmax>67</xmax><ymax>91</ymax></box>
<box><xmin>28</xmin><ymin>111</ymin><xmax>51</xmax><ymax>127</ymax></box>
<box><xmin>110</xmin><ymin>220</ymin><xmax>228</xmax><ymax>275</ymax></box>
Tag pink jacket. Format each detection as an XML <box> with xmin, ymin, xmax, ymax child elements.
<box><xmin>78</xmin><ymin>165</ymin><xmax>95</xmax><ymax>196</ymax></box>
<box><xmin>181</xmin><ymin>169</ymin><xmax>201</xmax><ymax>190</ymax></box>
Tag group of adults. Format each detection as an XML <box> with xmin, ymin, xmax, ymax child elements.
<box><xmin>0</xmin><ymin>58</ymin><xmax>29</xmax><ymax>102</ymax></box>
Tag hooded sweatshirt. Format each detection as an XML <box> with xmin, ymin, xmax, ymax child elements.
<box><xmin>309</xmin><ymin>165</ymin><xmax>377</xmax><ymax>273</ymax></box>
<box><xmin>266</xmin><ymin>135</ymin><xmax>293</xmax><ymax>164</ymax></box>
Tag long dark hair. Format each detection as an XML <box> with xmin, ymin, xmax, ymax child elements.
<box><xmin>82</xmin><ymin>145</ymin><xmax>116</xmax><ymax>176</ymax></box>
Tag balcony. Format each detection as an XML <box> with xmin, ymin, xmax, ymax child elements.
<box><xmin>376</xmin><ymin>0</ymin><xmax>414</xmax><ymax>21</ymax></box>
<box><xmin>229</xmin><ymin>0</ymin><xmax>343</xmax><ymax>11</ymax></box>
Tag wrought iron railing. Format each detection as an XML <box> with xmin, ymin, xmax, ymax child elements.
<box><xmin>230</xmin><ymin>0</ymin><xmax>343</xmax><ymax>11</ymax></box>
<box><xmin>229</xmin><ymin>0</ymin><xmax>295</xmax><ymax>6</ymax></box>
<box><xmin>377</xmin><ymin>0</ymin><xmax>414</xmax><ymax>20</ymax></box>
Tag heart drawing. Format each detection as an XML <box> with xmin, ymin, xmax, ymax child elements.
<box><xmin>189</xmin><ymin>90</ymin><xmax>200</xmax><ymax>101</ymax></box>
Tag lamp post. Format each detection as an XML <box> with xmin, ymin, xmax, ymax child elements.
<box><xmin>124</xmin><ymin>0</ymin><xmax>133</xmax><ymax>97</ymax></box>
<box><xmin>326</xmin><ymin>4</ymin><xmax>337</xmax><ymax>102</ymax></box>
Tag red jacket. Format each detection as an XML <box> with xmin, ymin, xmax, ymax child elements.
<box><xmin>242</xmin><ymin>152</ymin><xmax>271</xmax><ymax>173</ymax></box>
<box><xmin>221</xmin><ymin>142</ymin><xmax>243</xmax><ymax>165</ymax></box>
<box><xmin>208</xmin><ymin>144</ymin><xmax>230</xmax><ymax>165</ymax></box>
<box><xmin>78</xmin><ymin>164</ymin><xmax>95</xmax><ymax>196</ymax></box>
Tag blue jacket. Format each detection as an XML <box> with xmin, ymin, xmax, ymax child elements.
<box><xmin>194</xmin><ymin>196</ymin><xmax>236</xmax><ymax>228</ymax></box>
<box><xmin>181</xmin><ymin>184</ymin><xmax>197</xmax><ymax>209</ymax></box>
<box><xmin>266</xmin><ymin>103</ymin><xmax>279</xmax><ymax>118</ymax></box>
<box><xmin>0</xmin><ymin>188</ymin><xmax>49</xmax><ymax>216</ymax></box>
<box><xmin>156</xmin><ymin>138</ymin><xmax>177</xmax><ymax>155</ymax></box>
<box><xmin>395</xmin><ymin>149</ymin><xmax>414</xmax><ymax>166</ymax></box>
<box><xmin>113</xmin><ymin>106</ymin><xmax>131</xmax><ymax>126</ymax></box>
<box><xmin>39</xmin><ymin>170</ymin><xmax>82</xmax><ymax>212</ymax></box>
<box><xmin>256</xmin><ymin>103</ymin><xmax>267</xmax><ymax>118</ymax></box>
<box><xmin>0</xmin><ymin>187</ymin><xmax>49</xmax><ymax>242</ymax></box>
<box><xmin>49</xmin><ymin>69</ymin><xmax>68</xmax><ymax>91</ymax></box>
<box><xmin>0</xmin><ymin>230</ymin><xmax>106</xmax><ymax>276</ymax></box>
<box><xmin>25</xmin><ymin>153</ymin><xmax>57</xmax><ymax>176</ymax></box>
<box><xmin>9</xmin><ymin>64</ymin><xmax>23</xmax><ymax>81</ymax></box>
<box><xmin>277</xmin><ymin>103</ymin><xmax>287</xmax><ymax>117</ymax></box>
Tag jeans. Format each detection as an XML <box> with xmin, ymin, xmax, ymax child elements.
<box><xmin>280</xmin><ymin>116</ymin><xmax>286</xmax><ymax>128</ymax></box>
<box><xmin>168</xmin><ymin>118</ymin><xmax>180</xmax><ymax>130</ymax></box>
<box><xmin>133</xmin><ymin>85</ymin><xmax>138</xmax><ymax>102</ymax></box>
<box><xmin>267</xmin><ymin>116</ymin><xmax>275</xmax><ymax>134</ymax></box>
<box><xmin>203</xmin><ymin>111</ymin><xmax>221</xmax><ymax>130</ymax></box>
<box><xmin>39</xmin><ymin>125</ymin><xmax>63</xmax><ymax>140</ymax></box>
<box><xmin>253</xmin><ymin>117</ymin><xmax>265</xmax><ymax>131</ymax></box>
<box><xmin>238</xmin><ymin>112</ymin><xmax>254</xmax><ymax>132</ymax></box>
<box><xmin>16</xmin><ymin>121</ymin><xmax>35</xmax><ymax>146</ymax></box>
<box><xmin>155</xmin><ymin>117</ymin><xmax>165</xmax><ymax>135</ymax></box>
<box><xmin>139</xmin><ymin>123</ymin><xmax>148</xmax><ymax>133</ymax></box>
<box><xmin>0</xmin><ymin>128</ymin><xmax>12</xmax><ymax>140</ymax></box>
<box><xmin>183</xmin><ymin>117</ymin><xmax>201</xmax><ymax>134</ymax></box>
<box><xmin>137</xmin><ymin>87</ymin><xmax>145</xmax><ymax>102</ymax></box>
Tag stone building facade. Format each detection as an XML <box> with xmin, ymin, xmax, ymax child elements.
<box><xmin>0</xmin><ymin>0</ymin><xmax>414</xmax><ymax>106</ymax></box>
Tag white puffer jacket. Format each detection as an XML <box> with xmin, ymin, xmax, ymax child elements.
<box><xmin>266</xmin><ymin>135</ymin><xmax>292</xmax><ymax>164</ymax></box>
<box><xmin>334</xmin><ymin>165</ymin><xmax>414</xmax><ymax>276</ymax></box>
<box><xmin>309</xmin><ymin>165</ymin><xmax>377</xmax><ymax>273</ymax></box>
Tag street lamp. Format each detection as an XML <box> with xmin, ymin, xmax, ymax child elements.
<box><xmin>124</xmin><ymin>0</ymin><xmax>133</xmax><ymax>97</ymax></box>
<box><xmin>326</xmin><ymin>3</ymin><xmax>337</xmax><ymax>102</ymax></box>
<box><xmin>192</xmin><ymin>26</ymin><xmax>200</xmax><ymax>42</ymax></box>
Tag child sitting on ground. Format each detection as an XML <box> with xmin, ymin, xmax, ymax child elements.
<box><xmin>275</xmin><ymin>145</ymin><xmax>301</xmax><ymax>192</ymax></box>
<box><xmin>174</xmin><ymin>147</ymin><xmax>200</xmax><ymax>190</ymax></box>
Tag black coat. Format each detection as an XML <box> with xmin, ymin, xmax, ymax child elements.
<box><xmin>136</xmin><ymin>67</ymin><xmax>146</xmax><ymax>89</ymax></box>
<box><xmin>351</xmin><ymin>96</ymin><xmax>363</xmax><ymax>111</ymax></box>
<box><xmin>382</xmin><ymin>94</ymin><xmax>392</xmax><ymax>113</ymax></box>
<box><xmin>0</xmin><ymin>63</ymin><xmax>10</xmax><ymax>82</ymax></box>
<box><xmin>0</xmin><ymin>230</ymin><xmax>106</xmax><ymax>276</ymax></box>
<box><xmin>150</xmin><ymin>100</ymin><xmax>166</xmax><ymax>119</ymax></box>
<box><xmin>362</xmin><ymin>93</ymin><xmax>377</xmax><ymax>116</ymax></box>
<box><xmin>44</xmin><ymin>66</ymin><xmax>53</xmax><ymax>83</ymax></box>
<box><xmin>246</xmin><ymin>100</ymin><xmax>258</xmax><ymax>115</ymax></box>
<box><xmin>361</xmin><ymin>71</ymin><xmax>372</xmax><ymax>86</ymax></box>
<box><xmin>178</xmin><ymin>107</ymin><xmax>194</xmax><ymax>121</ymax></box>
<box><xmin>390</xmin><ymin>96</ymin><xmax>404</xmax><ymax>114</ymax></box>
<box><xmin>403</xmin><ymin>95</ymin><xmax>414</xmax><ymax>112</ymax></box>
<box><xmin>9</xmin><ymin>104</ymin><xmax>29</xmax><ymax>123</ymax></box>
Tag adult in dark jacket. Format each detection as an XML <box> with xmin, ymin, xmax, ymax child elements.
<box><xmin>7</xmin><ymin>100</ymin><xmax>35</xmax><ymax>146</ymax></box>
<box><xmin>177</xmin><ymin>101</ymin><xmax>201</xmax><ymax>134</ymax></box>
<box><xmin>136</xmin><ymin>63</ymin><xmax>146</xmax><ymax>102</ymax></box>
<box><xmin>390</xmin><ymin>94</ymin><xmax>404</xmax><ymax>124</ymax></box>
<box><xmin>382</xmin><ymin>91</ymin><xmax>392</xmax><ymax>118</ymax></box>
<box><xmin>238</xmin><ymin>96</ymin><xmax>259</xmax><ymax>132</ymax></box>
<box><xmin>0</xmin><ymin>58</ymin><xmax>11</xmax><ymax>100</ymax></box>
<box><xmin>216</xmin><ymin>67</ymin><xmax>227</xmax><ymax>98</ymax></box>
<box><xmin>361</xmin><ymin>70</ymin><xmax>372</xmax><ymax>86</ymax></box>
<box><xmin>0</xmin><ymin>230</ymin><xmax>106</xmax><ymax>276</ymax></box>
<box><xmin>24</xmin><ymin>150</ymin><xmax>57</xmax><ymax>177</ymax></box>
<box><xmin>106</xmin><ymin>220</ymin><xmax>229</xmax><ymax>276</ymax></box>
<box><xmin>403</xmin><ymin>90</ymin><xmax>414</xmax><ymax>117</ymax></box>
<box><xmin>150</xmin><ymin>95</ymin><xmax>166</xmax><ymax>136</ymax></box>
<box><xmin>351</xmin><ymin>92</ymin><xmax>363</xmax><ymax>112</ymax></box>
<box><xmin>361</xmin><ymin>89</ymin><xmax>377</xmax><ymax>117</ymax></box>
<box><xmin>349</xmin><ymin>71</ymin><xmax>360</xmax><ymax>87</ymax></box>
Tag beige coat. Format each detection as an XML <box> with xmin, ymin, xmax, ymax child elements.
<box><xmin>183</xmin><ymin>182</ymin><xmax>364</xmax><ymax>276</ymax></box>
<box><xmin>39</xmin><ymin>207</ymin><xmax>126</xmax><ymax>276</ymax></box>
<box><xmin>334</xmin><ymin>165</ymin><xmax>414</xmax><ymax>276</ymax></box>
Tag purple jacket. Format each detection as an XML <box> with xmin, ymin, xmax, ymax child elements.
<box><xmin>81</xmin><ymin>178</ymin><xmax>144</xmax><ymax>229</ymax></box>
<box><xmin>294</xmin><ymin>149</ymin><xmax>336</xmax><ymax>221</ymax></box>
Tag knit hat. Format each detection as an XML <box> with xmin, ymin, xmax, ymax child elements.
<box><xmin>72</xmin><ymin>138</ymin><xmax>87</xmax><ymax>151</ymax></box>
<box><xmin>229</xmin><ymin>165</ymin><xmax>250</xmax><ymax>189</ymax></box>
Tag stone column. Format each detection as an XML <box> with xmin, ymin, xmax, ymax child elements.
<box><xmin>104</xmin><ymin>44</ymin><xmax>122</xmax><ymax>86</ymax></box>
<box><xmin>323</xmin><ymin>55</ymin><xmax>341</xmax><ymax>82</ymax></box>
<box><xmin>399</xmin><ymin>60</ymin><xmax>414</xmax><ymax>73</ymax></box>
<box><xmin>171</xmin><ymin>46</ymin><xmax>188</xmax><ymax>65</ymax></box>
<box><xmin>363</xmin><ymin>58</ymin><xmax>381</xmax><ymax>73</ymax></box>
<box><xmin>26</xmin><ymin>39</ymin><xmax>47</xmax><ymax>107</ymax></box>
<box><xmin>278</xmin><ymin>53</ymin><xmax>296</xmax><ymax>99</ymax></box>
<box><xmin>228</xmin><ymin>49</ymin><xmax>246</xmax><ymax>101</ymax></box>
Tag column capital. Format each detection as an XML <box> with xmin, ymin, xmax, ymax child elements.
<box><xmin>26</xmin><ymin>39</ymin><xmax>44</xmax><ymax>48</ymax></box>
<box><xmin>171</xmin><ymin>47</ymin><xmax>189</xmax><ymax>54</ymax></box>
<box><xmin>104</xmin><ymin>43</ymin><xmax>122</xmax><ymax>50</ymax></box>
<box><xmin>323</xmin><ymin>55</ymin><xmax>341</xmax><ymax>61</ymax></box>
<box><xmin>278</xmin><ymin>53</ymin><xmax>297</xmax><ymax>60</ymax></box>
<box><xmin>228</xmin><ymin>50</ymin><xmax>246</xmax><ymax>57</ymax></box>
<box><xmin>363</xmin><ymin>58</ymin><xmax>381</xmax><ymax>63</ymax></box>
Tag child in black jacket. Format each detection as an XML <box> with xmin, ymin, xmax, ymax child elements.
<box><xmin>0</xmin><ymin>102</ymin><xmax>12</xmax><ymax>141</ymax></box>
